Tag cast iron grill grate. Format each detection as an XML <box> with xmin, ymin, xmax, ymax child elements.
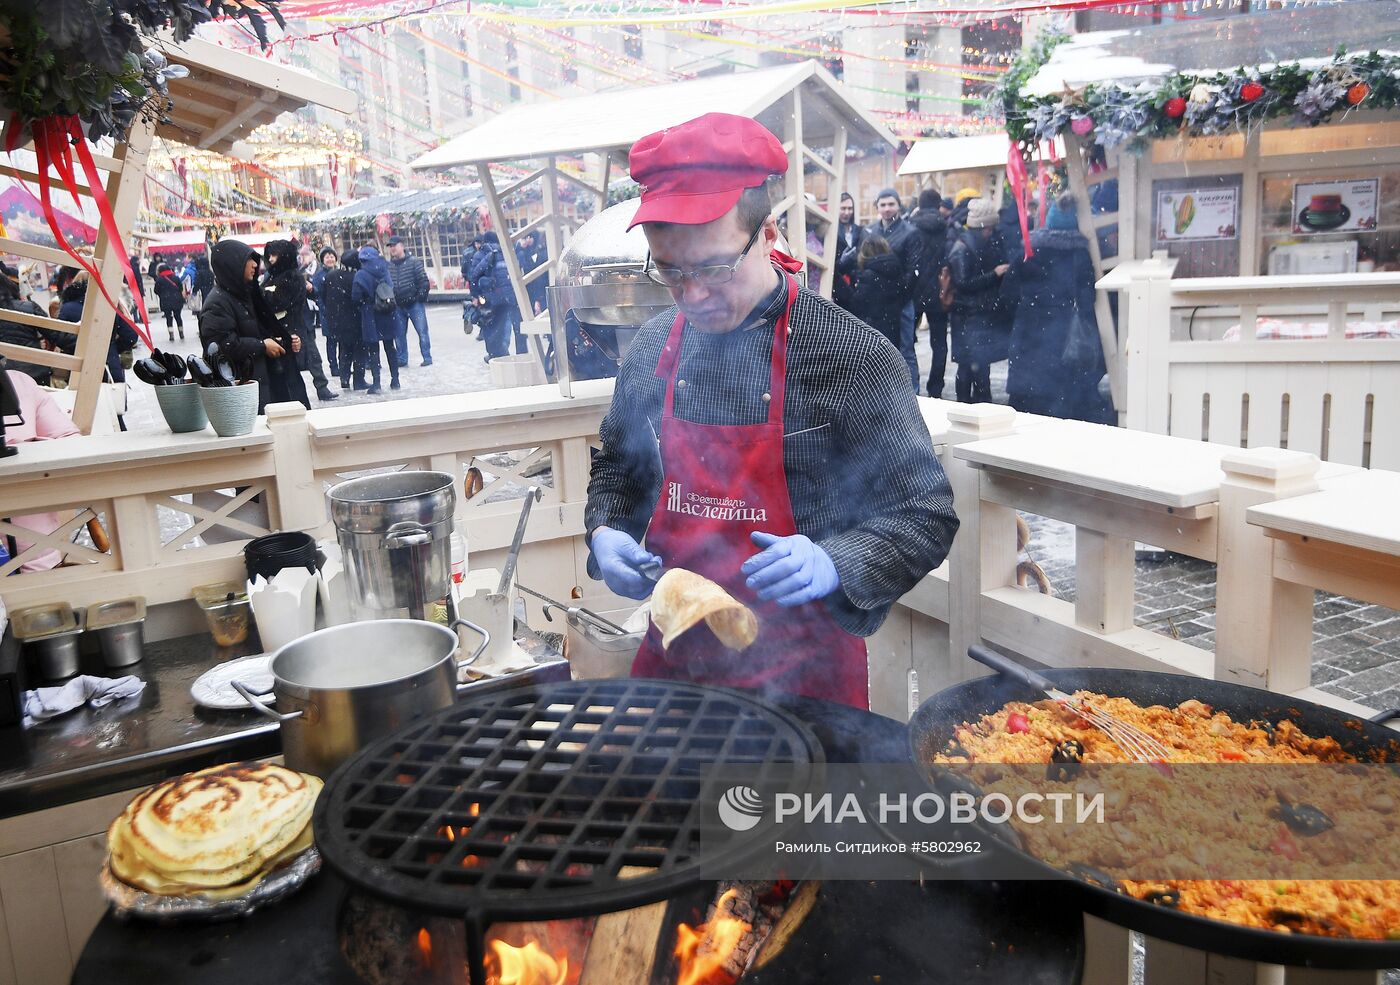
<box><xmin>314</xmin><ymin>679</ymin><xmax>821</xmax><ymax>920</ymax></box>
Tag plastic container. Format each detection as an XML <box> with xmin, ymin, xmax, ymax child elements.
<box><xmin>244</xmin><ymin>531</ymin><xmax>320</xmax><ymax>583</ymax></box>
<box><xmin>86</xmin><ymin>597</ymin><xmax>147</xmax><ymax>668</ymax></box>
<box><xmin>489</xmin><ymin>354</ymin><xmax>547</xmax><ymax>389</ymax></box>
<box><xmin>11</xmin><ymin>602</ymin><xmax>83</xmax><ymax>680</ymax></box>
<box><xmin>199</xmin><ymin>381</ymin><xmax>259</xmax><ymax>437</ymax></box>
<box><xmin>153</xmin><ymin>382</ymin><xmax>208</xmax><ymax>433</ymax></box>
<box><xmin>193</xmin><ymin>582</ymin><xmax>253</xmax><ymax>647</ymax></box>
<box><xmin>563</xmin><ymin>612</ymin><xmax>643</xmax><ymax>680</ymax></box>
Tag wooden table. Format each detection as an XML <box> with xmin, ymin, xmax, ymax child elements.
<box><xmin>1247</xmin><ymin>468</ymin><xmax>1400</xmax><ymax>611</ymax></box>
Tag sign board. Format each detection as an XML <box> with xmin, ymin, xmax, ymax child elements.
<box><xmin>1155</xmin><ymin>188</ymin><xmax>1238</xmax><ymax>242</ymax></box>
<box><xmin>1291</xmin><ymin>178</ymin><xmax>1379</xmax><ymax>235</ymax></box>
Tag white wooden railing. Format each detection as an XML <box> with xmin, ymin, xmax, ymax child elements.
<box><xmin>1102</xmin><ymin>255</ymin><xmax>1400</xmax><ymax>470</ymax></box>
<box><xmin>3</xmin><ymin>385</ymin><xmax>1399</xmax><ymax>984</ymax></box>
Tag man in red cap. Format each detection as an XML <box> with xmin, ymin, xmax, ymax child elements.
<box><xmin>585</xmin><ymin>112</ymin><xmax>958</xmax><ymax>709</ymax></box>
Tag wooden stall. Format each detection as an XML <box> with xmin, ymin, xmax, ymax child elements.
<box><xmin>408</xmin><ymin>60</ymin><xmax>897</xmax><ymax>318</ymax></box>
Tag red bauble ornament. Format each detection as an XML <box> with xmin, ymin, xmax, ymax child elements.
<box><xmin>1241</xmin><ymin>81</ymin><xmax>1264</xmax><ymax>103</ymax></box>
<box><xmin>1164</xmin><ymin>97</ymin><xmax>1187</xmax><ymax>119</ymax></box>
<box><xmin>1348</xmin><ymin>82</ymin><xmax>1370</xmax><ymax>105</ymax></box>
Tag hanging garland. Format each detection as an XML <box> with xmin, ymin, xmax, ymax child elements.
<box><xmin>1007</xmin><ymin>47</ymin><xmax>1400</xmax><ymax>153</ymax></box>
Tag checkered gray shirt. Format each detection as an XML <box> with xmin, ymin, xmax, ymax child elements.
<box><xmin>585</xmin><ymin>280</ymin><xmax>959</xmax><ymax>636</ymax></box>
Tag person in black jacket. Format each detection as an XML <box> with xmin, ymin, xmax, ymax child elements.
<box><xmin>321</xmin><ymin>250</ymin><xmax>363</xmax><ymax>390</ymax></box>
<box><xmin>55</xmin><ymin>274</ymin><xmax>137</xmax><ymax>386</ymax></box>
<box><xmin>847</xmin><ymin>234</ymin><xmax>903</xmax><ymax>351</ymax></box>
<box><xmin>910</xmin><ymin>189</ymin><xmax>949</xmax><ymax>397</ymax></box>
<box><xmin>352</xmin><ymin>244</ymin><xmax>400</xmax><ymax>393</ymax></box>
<box><xmin>386</xmin><ymin>236</ymin><xmax>432</xmax><ymax>368</ymax></box>
<box><xmin>947</xmin><ymin>198</ymin><xmax>1011</xmax><ymax>404</ymax></box>
<box><xmin>1003</xmin><ymin>196</ymin><xmax>1112</xmax><ymax>423</ymax></box>
<box><xmin>153</xmin><ymin>264</ymin><xmax>186</xmax><ymax>342</ymax></box>
<box><xmin>198</xmin><ymin>239</ymin><xmax>307</xmax><ymax>413</ymax></box>
<box><xmin>467</xmin><ymin>231</ymin><xmax>523</xmax><ymax>362</ymax></box>
<box><xmin>864</xmin><ymin>188</ymin><xmax>921</xmax><ymax>390</ymax></box>
<box><xmin>262</xmin><ymin>240</ymin><xmax>336</xmax><ymax>402</ymax></box>
<box><xmin>0</xmin><ymin>268</ymin><xmax>52</xmax><ymax>384</ymax></box>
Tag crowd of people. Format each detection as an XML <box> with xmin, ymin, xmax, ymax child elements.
<box><xmin>833</xmin><ymin>186</ymin><xmax>1113</xmax><ymax>424</ymax></box>
<box><xmin>458</xmin><ymin>229</ymin><xmax>549</xmax><ymax>364</ymax></box>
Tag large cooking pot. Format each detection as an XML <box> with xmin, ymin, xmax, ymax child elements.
<box><xmin>908</xmin><ymin>646</ymin><xmax>1400</xmax><ymax>969</ymax></box>
<box><xmin>328</xmin><ymin>471</ymin><xmax>456</xmax><ymax>611</ymax></box>
<box><xmin>233</xmin><ymin>618</ymin><xmax>489</xmax><ymax>777</ymax></box>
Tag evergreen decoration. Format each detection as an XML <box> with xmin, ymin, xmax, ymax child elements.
<box><xmin>1007</xmin><ymin>48</ymin><xmax>1400</xmax><ymax>153</ymax></box>
<box><xmin>0</xmin><ymin>0</ymin><xmax>284</xmax><ymax>143</ymax></box>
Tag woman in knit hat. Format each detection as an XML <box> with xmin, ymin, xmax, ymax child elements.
<box><xmin>946</xmin><ymin>197</ymin><xmax>1011</xmax><ymax>403</ymax></box>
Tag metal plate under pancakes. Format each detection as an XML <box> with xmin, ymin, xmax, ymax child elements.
<box><xmin>313</xmin><ymin>679</ymin><xmax>823</xmax><ymax>921</ymax></box>
<box><xmin>99</xmin><ymin>846</ymin><xmax>321</xmax><ymax>923</ymax></box>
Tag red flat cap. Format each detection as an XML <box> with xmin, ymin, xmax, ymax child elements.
<box><xmin>627</xmin><ymin>113</ymin><xmax>787</xmax><ymax>230</ymax></box>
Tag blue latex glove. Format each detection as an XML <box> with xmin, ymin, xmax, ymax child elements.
<box><xmin>590</xmin><ymin>527</ymin><xmax>663</xmax><ymax>600</ymax></box>
<box><xmin>741</xmin><ymin>532</ymin><xmax>840</xmax><ymax>607</ymax></box>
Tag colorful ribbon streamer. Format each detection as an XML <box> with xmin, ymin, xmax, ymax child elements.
<box><xmin>1005</xmin><ymin>139</ymin><xmax>1032</xmax><ymax>262</ymax></box>
<box><xmin>6</xmin><ymin>114</ymin><xmax>154</xmax><ymax>351</ymax></box>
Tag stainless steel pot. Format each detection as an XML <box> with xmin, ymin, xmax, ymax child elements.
<box><xmin>328</xmin><ymin>471</ymin><xmax>456</xmax><ymax>611</ymax></box>
<box><xmin>233</xmin><ymin>618</ymin><xmax>488</xmax><ymax>777</ymax></box>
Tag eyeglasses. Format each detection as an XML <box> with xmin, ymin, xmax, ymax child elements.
<box><xmin>644</xmin><ymin>221</ymin><xmax>764</xmax><ymax>289</ymax></box>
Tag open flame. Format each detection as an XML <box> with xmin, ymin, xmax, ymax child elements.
<box><xmin>415</xmin><ymin>927</ymin><xmax>432</xmax><ymax>969</ymax></box>
<box><xmin>674</xmin><ymin>888</ymin><xmax>750</xmax><ymax>985</ymax></box>
<box><xmin>486</xmin><ymin>939</ymin><xmax>569</xmax><ymax>985</ymax></box>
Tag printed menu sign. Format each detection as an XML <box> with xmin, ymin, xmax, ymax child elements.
<box><xmin>1291</xmin><ymin>178</ymin><xmax>1379</xmax><ymax>235</ymax></box>
<box><xmin>1156</xmin><ymin>188</ymin><xmax>1238</xmax><ymax>242</ymax></box>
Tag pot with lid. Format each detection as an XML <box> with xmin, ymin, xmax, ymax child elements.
<box><xmin>328</xmin><ymin>471</ymin><xmax>456</xmax><ymax>615</ymax></box>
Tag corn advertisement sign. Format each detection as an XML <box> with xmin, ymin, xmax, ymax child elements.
<box><xmin>1156</xmin><ymin>187</ymin><xmax>1238</xmax><ymax>242</ymax></box>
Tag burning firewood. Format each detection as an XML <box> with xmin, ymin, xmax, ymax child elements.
<box><xmin>673</xmin><ymin>881</ymin><xmax>795</xmax><ymax>985</ymax></box>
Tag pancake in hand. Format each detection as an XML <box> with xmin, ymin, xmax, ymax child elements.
<box><xmin>651</xmin><ymin>568</ymin><xmax>758</xmax><ymax>651</ymax></box>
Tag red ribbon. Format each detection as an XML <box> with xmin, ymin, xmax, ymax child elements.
<box><xmin>769</xmin><ymin>248</ymin><xmax>804</xmax><ymax>275</ymax></box>
<box><xmin>5</xmin><ymin>113</ymin><xmax>154</xmax><ymax>351</ymax></box>
<box><xmin>1036</xmin><ymin>142</ymin><xmax>1050</xmax><ymax>228</ymax></box>
<box><xmin>1005</xmin><ymin>140</ymin><xmax>1033</xmax><ymax>262</ymax></box>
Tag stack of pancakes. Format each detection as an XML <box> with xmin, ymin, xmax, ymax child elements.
<box><xmin>107</xmin><ymin>762</ymin><xmax>322</xmax><ymax>900</ymax></box>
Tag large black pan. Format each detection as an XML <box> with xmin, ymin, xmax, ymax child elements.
<box><xmin>907</xmin><ymin>646</ymin><xmax>1400</xmax><ymax>969</ymax></box>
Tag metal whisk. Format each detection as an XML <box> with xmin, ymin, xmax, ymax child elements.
<box><xmin>967</xmin><ymin>646</ymin><xmax>1173</xmax><ymax>764</ymax></box>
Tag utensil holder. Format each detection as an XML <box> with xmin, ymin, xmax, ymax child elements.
<box><xmin>199</xmin><ymin>381</ymin><xmax>258</xmax><ymax>437</ymax></box>
<box><xmin>154</xmin><ymin>382</ymin><xmax>208</xmax><ymax>433</ymax></box>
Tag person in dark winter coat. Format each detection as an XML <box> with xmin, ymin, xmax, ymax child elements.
<box><xmin>996</xmin><ymin>200</ymin><xmax>1025</xmax><ymax>266</ymax></box>
<box><xmin>848</xmin><ymin>234</ymin><xmax>904</xmax><ymax>351</ymax></box>
<box><xmin>467</xmin><ymin>231</ymin><xmax>524</xmax><ymax>362</ymax></box>
<box><xmin>1003</xmin><ymin>197</ymin><xmax>1112</xmax><ymax>423</ymax></box>
<box><xmin>55</xmin><ymin>275</ymin><xmax>137</xmax><ymax>385</ymax></box>
<box><xmin>910</xmin><ymin>189</ymin><xmax>950</xmax><ymax>397</ymax></box>
<box><xmin>198</xmin><ymin>239</ymin><xmax>308</xmax><ymax>413</ymax></box>
<box><xmin>947</xmin><ymin>198</ymin><xmax>1011</xmax><ymax>404</ymax></box>
<box><xmin>515</xmin><ymin>231</ymin><xmax>549</xmax><ymax>316</ymax></box>
<box><xmin>128</xmin><ymin>254</ymin><xmax>144</xmax><ymax>304</ymax></box>
<box><xmin>263</xmin><ymin>239</ymin><xmax>336</xmax><ymax>402</ymax></box>
<box><xmin>832</xmin><ymin>192</ymin><xmax>864</xmax><ymax>312</ymax></box>
<box><xmin>320</xmin><ymin>250</ymin><xmax>362</xmax><ymax>390</ymax></box>
<box><xmin>192</xmin><ymin>254</ymin><xmax>214</xmax><ymax>303</ymax></box>
<box><xmin>0</xmin><ymin>269</ymin><xmax>53</xmax><ymax>384</ymax></box>
<box><xmin>311</xmin><ymin>246</ymin><xmax>340</xmax><ymax>379</ymax></box>
<box><xmin>351</xmin><ymin>244</ymin><xmax>400</xmax><ymax>393</ymax></box>
<box><xmin>153</xmin><ymin>264</ymin><xmax>186</xmax><ymax>342</ymax></box>
<box><xmin>864</xmin><ymin>189</ymin><xmax>921</xmax><ymax>390</ymax></box>
<box><xmin>386</xmin><ymin>236</ymin><xmax>432</xmax><ymax>367</ymax></box>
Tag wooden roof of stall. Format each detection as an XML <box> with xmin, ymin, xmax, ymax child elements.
<box><xmin>150</xmin><ymin>35</ymin><xmax>356</xmax><ymax>155</ymax></box>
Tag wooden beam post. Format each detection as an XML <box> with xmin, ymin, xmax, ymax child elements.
<box><xmin>72</xmin><ymin>117</ymin><xmax>155</xmax><ymax>434</ymax></box>
<box><xmin>476</xmin><ymin>162</ymin><xmax>534</xmax><ymax>326</ymax></box>
<box><xmin>944</xmin><ymin>403</ymin><xmax>1019</xmax><ymax>677</ymax></box>
<box><xmin>784</xmin><ymin>89</ymin><xmax>807</xmax><ymax>273</ymax></box>
<box><xmin>1215</xmin><ymin>448</ymin><xmax>1320</xmax><ymax>691</ymax></box>
<box><xmin>819</xmin><ymin>123</ymin><xmax>847</xmax><ymax>299</ymax></box>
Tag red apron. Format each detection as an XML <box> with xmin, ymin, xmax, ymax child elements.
<box><xmin>631</xmin><ymin>274</ymin><xmax>869</xmax><ymax>709</ymax></box>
